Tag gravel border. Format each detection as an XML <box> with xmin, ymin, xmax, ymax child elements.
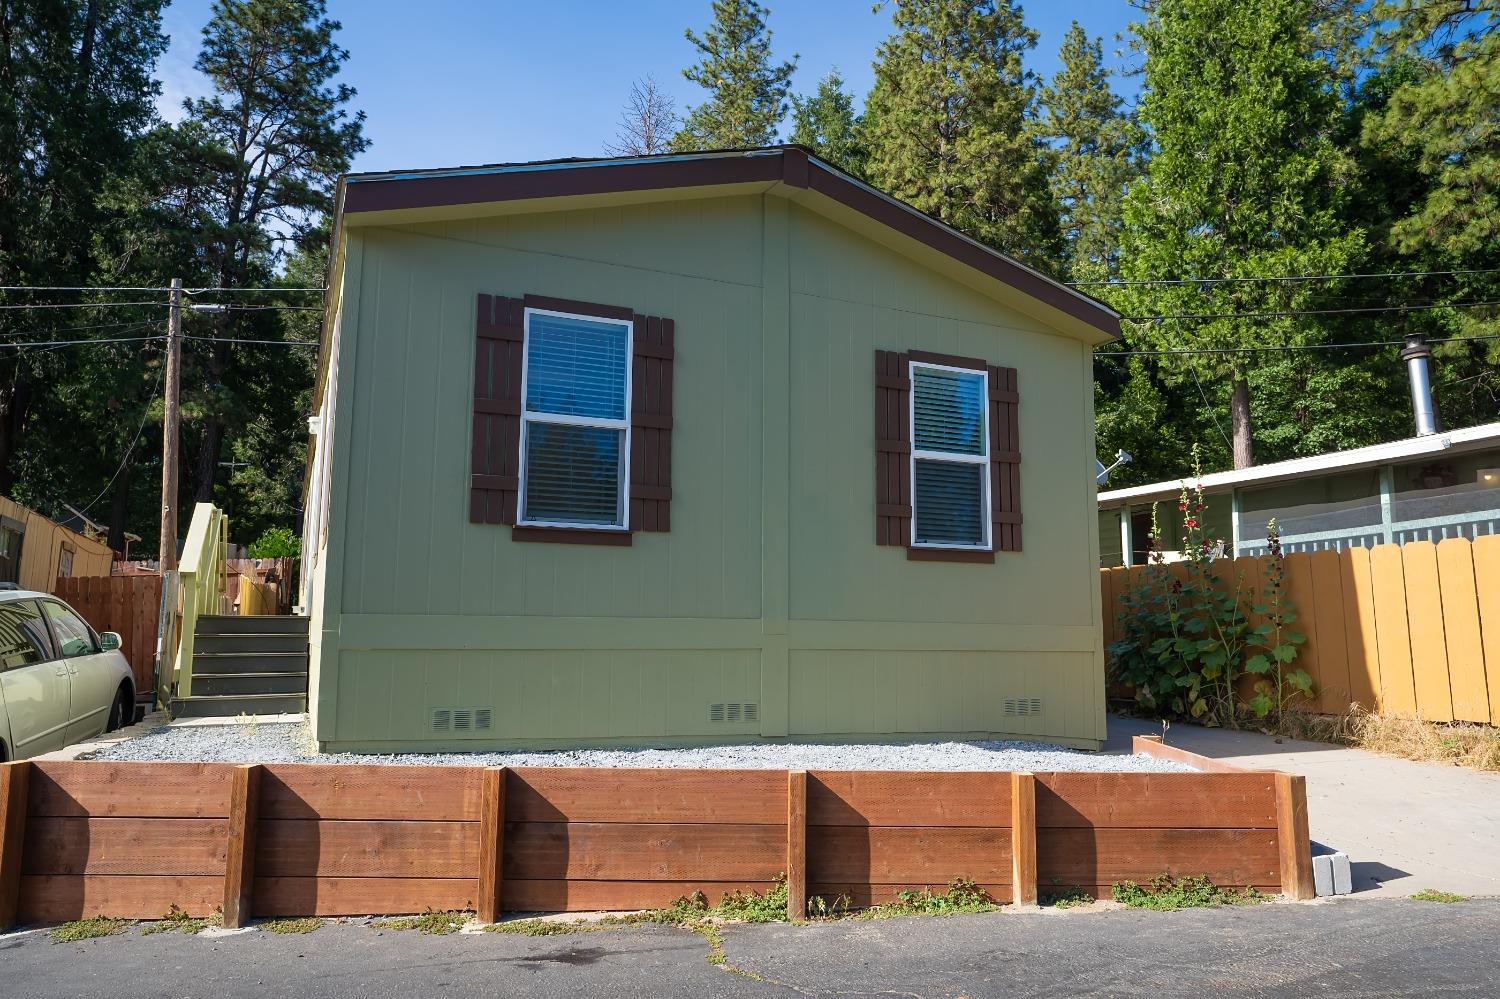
<box><xmin>87</xmin><ymin>720</ymin><xmax>1196</xmax><ymax>772</ymax></box>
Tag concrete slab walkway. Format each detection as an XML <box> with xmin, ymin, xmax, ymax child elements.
<box><xmin>1106</xmin><ymin>715</ymin><xmax>1500</xmax><ymax>899</ymax></box>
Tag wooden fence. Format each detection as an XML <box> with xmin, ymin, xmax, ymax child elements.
<box><xmin>1100</xmin><ymin>535</ymin><xmax>1500</xmax><ymax>725</ymax></box>
<box><xmin>0</xmin><ymin>754</ymin><xmax>1311</xmax><ymax>928</ymax></box>
<box><xmin>52</xmin><ymin>574</ymin><xmax>162</xmax><ymax>701</ymax></box>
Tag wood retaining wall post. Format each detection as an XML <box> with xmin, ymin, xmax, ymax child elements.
<box><xmin>1010</xmin><ymin>771</ymin><xmax>1037</xmax><ymax>907</ymax></box>
<box><xmin>221</xmin><ymin>763</ymin><xmax>261</xmax><ymax>928</ymax></box>
<box><xmin>0</xmin><ymin>762</ymin><xmax>30</xmax><ymax>931</ymax></box>
<box><xmin>477</xmin><ymin>767</ymin><xmax>506</xmax><ymax>923</ymax></box>
<box><xmin>786</xmin><ymin>770</ymin><xmax>807</xmax><ymax>921</ymax></box>
<box><xmin>1275</xmin><ymin>772</ymin><xmax>1315</xmax><ymax>900</ymax></box>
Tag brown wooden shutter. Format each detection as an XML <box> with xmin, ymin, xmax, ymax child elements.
<box><xmin>630</xmin><ymin>314</ymin><xmax>674</xmax><ymax>531</ymax></box>
<box><xmin>874</xmin><ymin>350</ymin><xmax>912</xmax><ymax>545</ymax></box>
<box><xmin>988</xmin><ymin>364</ymin><xmax>1021</xmax><ymax>552</ymax></box>
<box><xmin>470</xmin><ymin>294</ymin><xmax>523</xmax><ymax>524</ymax></box>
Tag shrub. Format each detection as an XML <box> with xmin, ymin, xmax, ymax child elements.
<box><xmin>1107</xmin><ymin>448</ymin><xmax>1311</xmax><ymax>728</ymax></box>
<box><xmin>248</xmin><ymin>526</ymin><xmax>300</xmax><ymax>559</ymax></box>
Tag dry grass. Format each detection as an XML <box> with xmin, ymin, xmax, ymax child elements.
<box><xmin>1274</xmin><ymin>707</ymin><xmax>1500</xmax><ymax>772</ymax></box>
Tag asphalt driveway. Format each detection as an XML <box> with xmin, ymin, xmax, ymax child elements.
<box><xmin>4</xmin><ymin>899</ymin><xmax>1497</xmax><ymax>998</ymax></box>
<box><xmin>1106</xmin><ymin>715</ymin><xmax>1500</xmax><ymax>898</ymax></box>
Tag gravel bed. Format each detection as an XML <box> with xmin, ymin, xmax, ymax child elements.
<box><xmin>88</xmin><ymin>720</ymin><xmax>1195</xmax><ymax>772</ymax></box>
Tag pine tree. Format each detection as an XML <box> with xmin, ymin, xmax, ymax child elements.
<box><xmin>789</xmin><ymin>69</ymin><xmax>864</xmax><ymax>175</ymax></box>
<box><xmin>862</xmin><ymin>0</ymin><xmax>1058</xmax><ymax>267</ymax></box>
<box><xmin>673</xmin><ymin>0</ymin><xmax>796</xmax><ymax>150</ymax></box>
<box><xmin>174</xmin><ymin>0</ymin><xmax>367</xmax><ymax>503</ymax></box>
<box><xmin>1115</xmin><ymin>0</ymin><xmax>1364</xmax><ymax>469</ymax></box>
<box><xmin>605</xmin><ymin>76</ymin><xmax>679</xmax><ymax>156</ymax></box>
<box><xmin>1037</xmin><ymin>22</ymin><xmax>1142</xmax><ymax>283</ymax></box>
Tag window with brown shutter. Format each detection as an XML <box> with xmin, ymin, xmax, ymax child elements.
<box><xmin>470</xmin><ymin>293</ymin><xmax>673</xmax><ymax>544</ymax></box>
<box><xmin>874</xmin><ymin>348</ymin><xmax>1021</xmax><ymax>562</ymax></box>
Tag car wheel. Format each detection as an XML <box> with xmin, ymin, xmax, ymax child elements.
<box><xmin>107</xmin><ymin>687</ymin><xmax>131</xmax><ymax>733</ymax></box>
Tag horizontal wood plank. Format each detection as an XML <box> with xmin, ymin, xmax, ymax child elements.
<box><xmin>1129</xmin><ymin>736</ymin><xmax>1253</xmax><ymax>774</ymax></box>
<box><xmin>808</xmin><ymin>883</ymin><xmax>1011</xmax><ymax>908</ymax></box>
<box><xmin>504</xmin><ymin>822</ymin><xmax>784</xmax><ymax>881</ymax></box>
<box><xmin>808</xmin><ymin>772</ymin><xmax>1011</xmax><ymax>827</ymax></box>
<box><xmin>256</xmin><ymin>819</ymin><xmax>478</xmax><ymax>878</ymax></box>
<box><xmin>18</xmin><ymin>875</ymin><xmax>222</xmax><ymax>921</ymax></box>
<box><xmin>1036</xmin><ymin>773</ymin><xmax>1278</xmax><ymax>829</ymax></box>
<box><xmin>506</xmin><ymin>769</ymin><xmax>784</xmax><ymax>824</ymax></box>
<box><xmin>503</xmin><ymin>880</ymin><xmax>778</xmax><ymax>913</ymax></box>
<box><xmin>259</xmin><ymin>765</ymin><xmax>481</xmax><ymax>821</ymax></box>
<box><xmin>1034</xmin><ymin>883</ymin><xmax>1282</xmax><ymax>901</ymax></box>
<box><xmin>23</xmin><ymin>817</ymin><xmax>227</xmax><ymax>876</ymax></box>
<box><xmin>808</xmin><ymin>826</ymin><xmax>1012</xmax><ymax>883</ymax></box>
<box><xmin>29</xmin><ymin>762</ymin><xmax>234</xmax><ymax>818</ymax></box>
<box><xmin>1037</xmin><ymin>828</ymin><xmax>1280</xmax><ymax>886</ymax></box>
<box><xmin>252</xmin><ymin>877</ymin><xmax>479</xmax><ymax>916</ymax></box>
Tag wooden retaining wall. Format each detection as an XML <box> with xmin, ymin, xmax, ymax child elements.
<box><xmin>1101</xmin><ymin>535</ymin><xmax>1500</xmax><ymax>725</ymax></box>
<box><xmin>0</xmin><ymin>756</ymin><xmax>1312</xmax><ymax>928</ymax></box>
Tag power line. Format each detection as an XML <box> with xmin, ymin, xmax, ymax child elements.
<box><xmin>1095</xmin><ymin>332</ymin><xmax>1500</xmax><ymax>357</ymax></box>
<box><xmin>71</xmin><ymin>362</ymin><xmax>167</xmax><ymax>521</ymax></box>
<box><xmin>1074</xmin><ymin>267</ymin><xmax>1500</xmax><ymax>287</ymax></box>
<box><xmin>0</xmin><ymin>300</ymin><xmax>164</xmax><ymax>312</ymax></box>
<box><xmin>1121</xmin><ymin>300</ymin><xmax>1500</xmax><ymax>321</ymax></box>
<box><xmin>0</xmin><ymin>285</ymin><xmax>324</xmax><ymax>294</ymax></box>
<box><xmin>181</xmin><ymin>335</ymin><xmax>317</xmax><ymax>345</ymax></box>
<box><xmin>0</xmin><ymin>319</ymin><xmax>159</xmax><ymax>339</ymax></box>
<box><xmin>0</xmin><ymin>335</ymin><xmax>162</xmax><ymax>349</ymax></box>
<box><xmin>185</xmin><ymin>287</ymin><xmax>325</xmax><ymax>295</ymax></box>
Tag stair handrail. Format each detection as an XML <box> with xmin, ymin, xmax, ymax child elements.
<box><xmin>172</xmin><ymin>502</ymin><xmax>230</xmax><ymax>699</ymax></box>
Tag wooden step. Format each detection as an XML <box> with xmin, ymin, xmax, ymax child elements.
<box><xmin>194</xmin><ymin>632</ymin><xmax>308</xmax><ymax>655</ymax></box>
<box><xmin>169</xmin><ymin>693</ymin><xmax>307</xmax><ymax>718</ymax></box>
<box><xmin>191</xmin><ymin>671</ymin><xmax>308</xmax><ymax>697</ymax></box>
<box><xmin>195</xmin><ymin>614</ymin><xmax>309</xmax><ymax>637</ymax></box>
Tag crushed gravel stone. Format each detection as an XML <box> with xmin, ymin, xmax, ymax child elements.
<box><xmin>88</xmin><ymin>720</ymin><xmax>1196</xmax><ymax>772</ymax></box>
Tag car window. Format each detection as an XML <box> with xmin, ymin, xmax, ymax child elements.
<box><xmin>43</xmin><ymin>601</ymin><xmax>98</xmax><ymax>658</ymax></box>
<box><xmin>0</xmin><ymin>599</ymin><xmax>53</xmax><ymax>669</ymax></box>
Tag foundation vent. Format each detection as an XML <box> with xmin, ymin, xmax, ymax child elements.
<box><xmin>1003</xmin><ymin>697</ymin><xmax>1042</xmax><ymax>717</ymax></box>
<box><xmin>432</xmin><ymin>707</ymin><xmax>495</xmax><ymax>734</ymax></box>
<box><xmin>709</xmin><ymin>702</ymin><xmax>759</xmax><ymax>723</ymax></box>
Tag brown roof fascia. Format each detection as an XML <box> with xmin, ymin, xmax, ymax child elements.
<box><xmin>341</xmin><ymin>147</ymin><xmax>1119</xmax><ymax>339</ymax></box>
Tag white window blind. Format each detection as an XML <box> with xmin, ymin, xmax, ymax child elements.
<box><xmin>911</xmin><ymin>363</ymin><xmax>990</xmax><ymax>548</ymax></box>
<box><xmin>519</xmin><ymin>309</ymin><xmax>632</xmax><ymax>529</ymax></box>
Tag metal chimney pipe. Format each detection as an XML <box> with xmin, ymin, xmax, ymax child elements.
<box><xmin>1400</xmin><ymin>333</ymin><xmax>1440</xmax><ymax>436</ymax></box>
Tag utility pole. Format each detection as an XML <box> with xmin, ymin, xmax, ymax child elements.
<box><xmin>159</xmin><ymin>278</ymin><xmax>182</xmax><ymax>570</ymax></box>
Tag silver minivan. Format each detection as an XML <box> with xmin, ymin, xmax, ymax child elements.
<box><xmin>0</xmin><ymin>589</ymin><xmax>135</xmax><ymax>759</ymax></box>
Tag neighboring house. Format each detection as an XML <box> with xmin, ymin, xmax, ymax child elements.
<box><xmin>300</xmin><ymin>146</ymin><xmax>1121</xmax><ymax>752</ymax></box>
<box><xmin>1099</xmin><ymin>421</ymin><xmax>1500</xmax><ymax>565</ymax></box>
<box><xmin>0</xmin><ymin>496</ymin><xmax>113</xmax><ymax>589</ymax></box>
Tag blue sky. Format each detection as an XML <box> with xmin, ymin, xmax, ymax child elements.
<box><xmin>157</xmin><ymin>1</ymin><xmax>1141</xmax><ymax>173</ymax></box>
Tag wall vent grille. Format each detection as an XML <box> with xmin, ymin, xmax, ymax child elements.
<box><xmin>709</xmin><ymin>702</ymin><xmax>759</xmax><ymax>723</ymax></box>
<box><xmin>1003</xmin><ymin>697</ymin><xmax>1043</xmax><ymax>717</ymax></box>
<box><xmin>432</xmin><ymin>709</ymin><xmax>451</xmax><ymax>732</ymax></box>
<box><xmin>431</xmin><ymin>706</ymin><xmax>495</xmax><ymax>734</ymax></box>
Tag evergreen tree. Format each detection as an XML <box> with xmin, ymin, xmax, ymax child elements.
<box><xmin>862</xmin><ymin>0</ymin><xmax>1058</xmax><ymax>267</ymax></box>
<box><xmin>1115</xmin><ymin>0</ymin><xmax>1363</xmax><ymax>469</ymax></box>
<box><xmin>172</xmin><ymin>0</ymin><xmax>367</xmax><ymax>504</ymax></box>
<box><xmin>673</xmin><ymin>0</ymin><xmax>796</xmax><ymax>150</ymax></box>
<box><xmin>1037</xmin><ymin>22</ymin><xmax>1142</xmax><ymax>283</ymax></box>
<box><xmin>789</xmin><ymin>69</ymin><xmax>864</xmax><ymax>175</ymax></box>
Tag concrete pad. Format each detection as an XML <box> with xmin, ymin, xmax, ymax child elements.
<box><xmin>1107</xmin><ymin>715</ymin><xmax>1500</xmax><ymax>899</ymax></box>
<box><xmin>167</xmin><ymin>713</ymin><xmax>307</xmax><ymax>728</ymax></box>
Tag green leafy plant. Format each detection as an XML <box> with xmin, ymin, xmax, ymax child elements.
<box><xmin>856</xmin><ymin>878</ymin><xmax>1001</xmax><ymax>919</ymax></box>
<box><xmin>1043</xmin><ymin>884</ymin><xmax>1094</xmax><ymax>909</ymax></box>
<box><xmin>258</xmin><ymin>916</ymin><xmax>322</xmax><ymax>934</ymax></box>
<box><xmin>51</xmin><ymin>916</ymin><xmax>130</xmax><ymax>943</ymax></box>
<box><xmin>247</xmin><ymin>526</ymin><xmax>300</xmax><ymax>559</ymax></box>
<box><xmin>1410</xmin><ymin>888</ymin><xmax>1466</xmax><ymax>904</ymax></box>
<box><xmin>139</xmin><ymin>905</ymin><xmax>217</xmax><ymax>936</ymax></box>
<box><xmin>1111</xmin><ymin>875</ymin><xmax>1266</xmax><ymax>910</ymax></box>
<box><xmin>1108</xmin><ymin>449</ymin><xmax>1310</xmax><ymax>728</ymax></box>
<box><xmin>371</xmin><ymin>910</ymin><xmax>471</xmax><ymax>935</ymax></box>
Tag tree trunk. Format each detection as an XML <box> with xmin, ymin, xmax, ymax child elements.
<box><xmin>194</xmin><ymin>417</ymin><xmax>223</xmax><ymax>503</ymax></box>
<box><xmin>1231</xmin><ymin>375</ymin><xmax>1254</xmax><ymax>469</ymax></box>
<box><xmin>107</xmin><ymin>459</ymin><xmax>131</xmax><ymax>555</ymax></box>
<box><xmin>0</xmin><ymin>378</ymin><xmax>32</xmax><ymax>494</ymax></box>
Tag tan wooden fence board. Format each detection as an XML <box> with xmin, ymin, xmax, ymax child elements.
<box><xmin>1102</xmin><ymin>538</ymin><xmax>1500</xmax><ymax>724</ymax></box>
<box><xmin>53</xmin><ymin>574</ymin><xmax>162</xmax><ymax>700</ymax></box>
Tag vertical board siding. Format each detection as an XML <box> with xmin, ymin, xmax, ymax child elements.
<box><xmin>53</xmin><ymin>574</ymin><xmax>162</xmax><ymax>699</ymax></box>
<box><xmin>0</xmin><ymin>761</ymin><xmax>1303</xmax><ymax>921</ymax></box>
<box><xmin>1099</xmin><ymin>538</ymin><xmax>1500</xmax><ymax>723</ymax></box>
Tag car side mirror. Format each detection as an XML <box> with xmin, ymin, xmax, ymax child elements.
<box><xmin>99</xmin><ymin>631</ymin><xmax>122</xmax><ymax>652</ymax></box>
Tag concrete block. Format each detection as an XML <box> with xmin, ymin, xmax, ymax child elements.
<box><xmin>1313</xmin><ymin>854</ymin><xmax>1334</xmax><ymax>897</ymax></box>
<box><xmin>1331</xmin><ymin>852</ymin><xmax>1353</xmax><ymax>895</ymax></box>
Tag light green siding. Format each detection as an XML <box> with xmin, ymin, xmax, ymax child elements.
<box><xmin>309</xmin><ymin>192</ymin><xmax>1107</xmax><ymax>751</ymax></box>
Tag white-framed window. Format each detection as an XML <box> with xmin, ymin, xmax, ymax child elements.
<box><xmin>909</xmin><ymin>360</ymin><xmax>990</xmax><ymax>550</ymax></box>
<box><xmin>518</xmin><ymin>307</ymin><xmax>633</xmax><ymax>530</ymax></box>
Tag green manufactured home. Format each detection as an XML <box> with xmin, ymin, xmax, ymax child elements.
<box><xmin>299</xmin><ymin>147</ymin><xmax>1121</xmax><ymax>752</ymax></box>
